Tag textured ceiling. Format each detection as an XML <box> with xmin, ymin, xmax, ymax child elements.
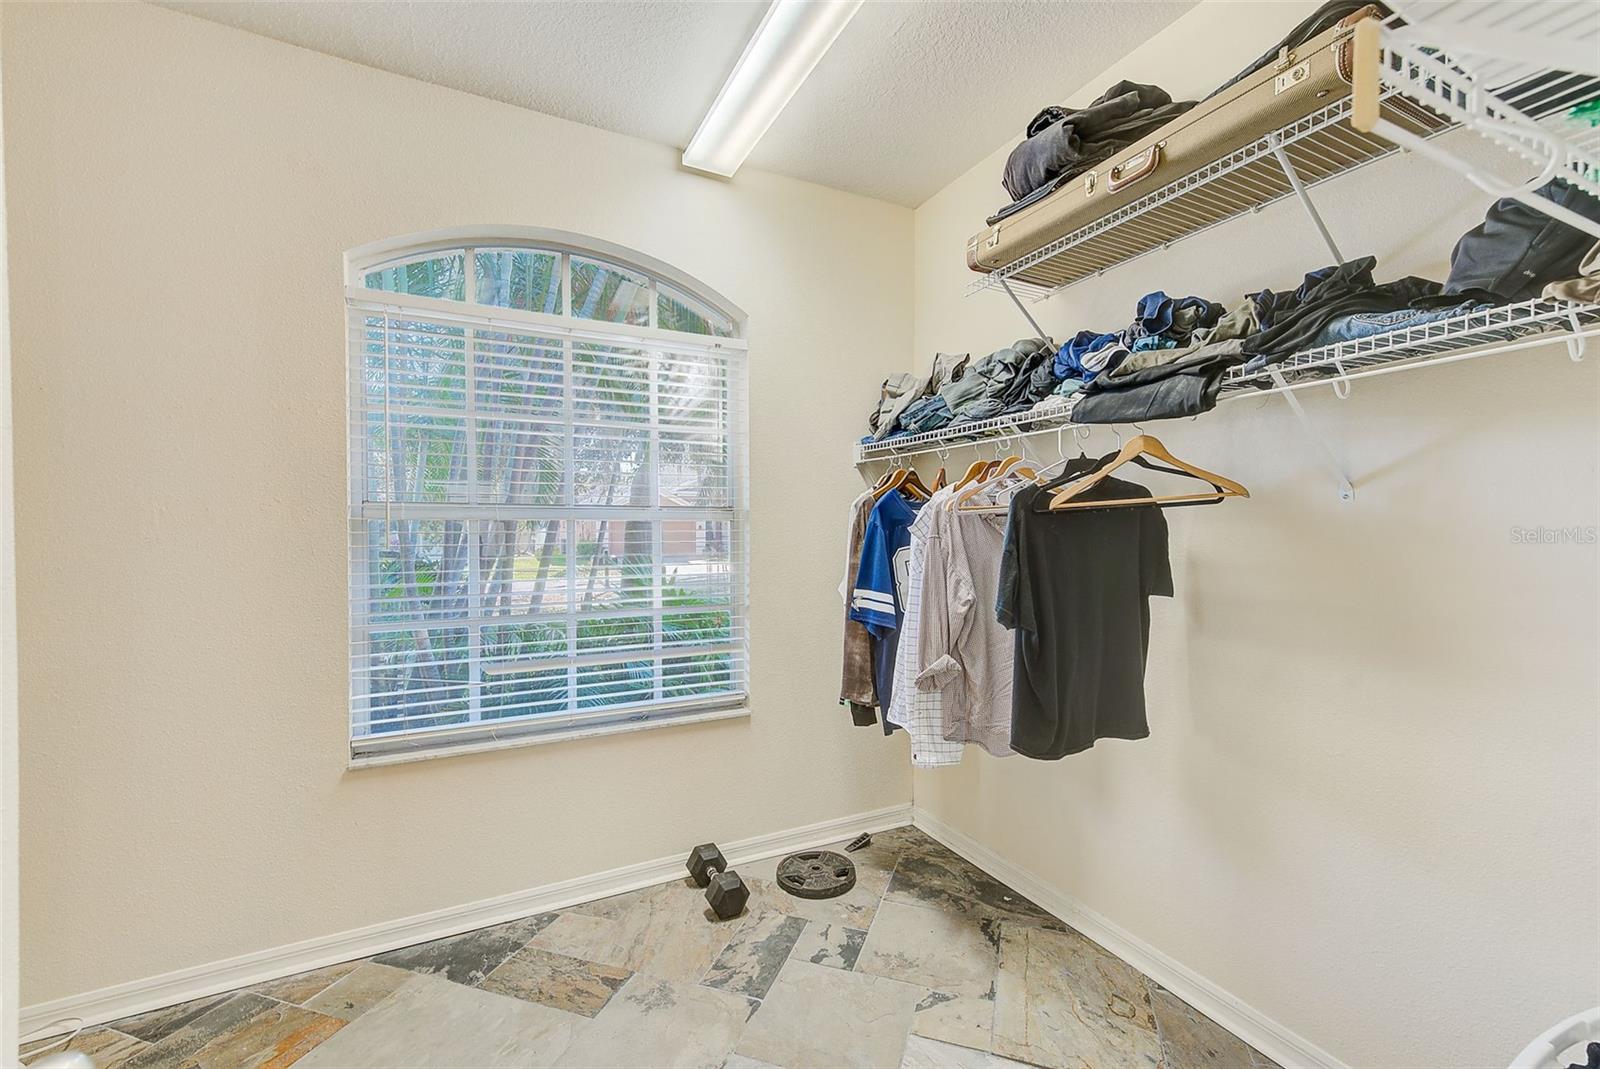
<box><xmin>155</xmin><ymin>0</ymin><xmax>1197</xmax><ymax>207</ymax></box>
<box><xmin>746</xmin><ymin>0</ymin><xmax>1197</xmax><ymax>206</ymax></box>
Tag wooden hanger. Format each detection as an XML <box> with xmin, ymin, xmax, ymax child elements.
<box><xmin>992</xmin><ymin>455</ymin><xmax>1026</xmax><ymax>478</ymax></box>
<box><xmin>870</xmin><ymin>467</ymin><xmax>902</xmax><ymax>499</ymax></box>
<box><xmin>1046</xmin><ymin>434</ymin><xmax>1248</xmax><ymax>511</ymax></box>
<box><xmin>902</xmin><ymin>469</ymin><xmax>934</xmax><ymax>500</ymax></box>
<box><xmin>947</xmin><ymin>459</ymin><xmax>991</xmax><ymax>496</ymax></box>
<box><xmin>1037</xmin><ymin>449</ymin><xmax>1113</xmax><ymax>492</ymax></box>
<box><xmin>949</xmin><ymin>455</ymin><xmax>1017</xmax><ymax>508</ymax></box>
<box><xmin>874</xmin><ymin>466</ymin><xmax>933</xmax><ymax>502</ymax></box>
<box><xmin>932</xmin><ymin>466</ymin><xmax>948</xmax><ymax>490</ymax></box>
<box><xmin>946</xmin><ymin>449</ymin><xmax>1014</xmax><ymax>506</ymax></box>
<box><xmin>952</xmin><ymin>454</ymin><xmax>1040</xmax><ymax>510</ymax></box>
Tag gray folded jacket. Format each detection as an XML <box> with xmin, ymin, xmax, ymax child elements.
<box><xmin>947</xmin><ymin>339</ymin><xmax>1052</xmax><ymax>424</ymax></box>
<box><xmin>927</xmin><ymin>351</ymin><xmax>971</xmax><ymax>394</ymax></box>
<box><xmin>865</xmin><ymin>351</ymin><xmax>971</xmax><ymax>441</ymax></box>
<box><xmin>866</xmin><ymin>372</ymin><xmax>925</xmax><ymax>441</ymax></box>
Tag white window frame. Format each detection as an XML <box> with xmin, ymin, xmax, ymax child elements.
<box><xmin>345</xmin><ymin>227</ymin><xmax>750</xmax><ymax>767</ymax></box>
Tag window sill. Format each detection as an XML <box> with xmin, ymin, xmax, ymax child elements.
<box><xmin>347</xmin><ymin>705</ymin><xmax>750</xmax><ymax>771</ymax></box>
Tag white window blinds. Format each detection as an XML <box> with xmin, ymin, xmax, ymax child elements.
<box><xmin>346</xmin><ymin>272</ymin><xmax>748</xmax><ymax>761</ymax></box>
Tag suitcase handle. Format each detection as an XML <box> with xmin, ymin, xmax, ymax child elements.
<box><xmin>1335</xmin><ymin>6</ymin><xmax>1382</xmax><ymax>83</ymax></box>
<box><xmin>1106</xmin><ymin>144</ymin><xmax>1162</xmax><ymax>194</ymax></box>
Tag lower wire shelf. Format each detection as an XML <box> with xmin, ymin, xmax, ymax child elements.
<box><xmin>854</xmin><ymin>297</ymin><xmax>1600</xmax><ymax>464</ymax></box>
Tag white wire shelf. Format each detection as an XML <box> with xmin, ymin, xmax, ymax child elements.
<box><xmin>967</xmin><ymin>2</ymin><xmax>1600</xmax><ymax>301</ymax></box>
<box><xmin>966</xmin><ymin>87</ymin><xmax>1450</xmax><ymax>301</ymax></box>
<box><xmin>1394</xmin><ymin>4</ymin><xmax>1600</xmax><ymax>167</ymax></box>
<box><xmin>853</xmin><ymin>298</ymin><xmax>1600</xmax><ymax>464</ymax></box>
<box><xmin>1217</xmin><ymin>296</ymin><xmax>1598</xmax><ymax>395</ymax></box>
<box><xmin>1356</xmin><ymin>2</ymin><xmax>1600</xmax><ymax>229</ymax></box>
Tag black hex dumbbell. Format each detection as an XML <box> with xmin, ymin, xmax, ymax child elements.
<box><xmin>686</xmin><ymin>843</ymin><xmax>749</xmax><ymax>920</ymax></box>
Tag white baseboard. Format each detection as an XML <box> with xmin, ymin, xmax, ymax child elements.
<box><xmin>20</xmin><ymin>803</ymin><xmax>914</xmax><ymax>1041</ymax></box>
<box><xmin>25</xmin><ymin>800</ymin><xmax>1346</xmax><ymax>1068</ymax></box>
<box><xmin>911</xmin><ymin>807</ymin><xmax>1348</xmax><ymax>1069</ymax></box>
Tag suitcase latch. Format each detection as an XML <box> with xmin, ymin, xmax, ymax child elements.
<box><xmin>1274</xmin><ymin>59</ymin><xmax>1311</xmax><ymax>94</ymax></box>
<box><xmin>1273</xmin><ymin>46</ymin><xmax>1297</xmax><ymax>72</ymax></box>
<box><xmin>1083</xmin><ymin>171</ymin><xmax>1096</xmax><ymax>196</ymax></box>
<box><xmin>985</xmin><ymin>231</ymin><xmax>1000</xmax><ymax>250</ymax></box>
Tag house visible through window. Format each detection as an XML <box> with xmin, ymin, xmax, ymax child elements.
<box><xmin>347</xmin><ymin>233</ymin><xmax>748</xmax><ymax>760</ymax></box>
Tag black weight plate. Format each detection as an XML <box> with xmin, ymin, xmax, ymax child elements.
<box><xmin>776</xmin><ymin>850</ymin><xmax>856</xmax><ymax>899</ymax></box>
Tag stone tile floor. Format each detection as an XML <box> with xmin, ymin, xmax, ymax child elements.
<box><xmin>21</xmin><ymin>826</ymin><xmax>1282</xmax><ymax>1069</ymax></box>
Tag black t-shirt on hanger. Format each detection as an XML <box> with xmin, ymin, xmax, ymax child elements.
<box><xmin>996</xmin><ymin>477</ymin><xmax>1173</xmax><ymax>759</ymax></box>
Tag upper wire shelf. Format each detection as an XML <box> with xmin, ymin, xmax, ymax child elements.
<box><xmin>967</xmin><ymin>1</ymin><xmax>1600</xmax><ymax>301</ymax></box>
<box><xmin>854</xmin><ymin>298</ymin><xmax>1599</xmax><ymax>464</ymax></box>
<box><xmin>1358</xmin><ymin>1</ymin><xmax>1600</xmax><ymax>217</ymax></box>
<box><xmin>966</xmin><ymin>87</ymin><xmax>1448</xmax><ymax>301</ymax></box>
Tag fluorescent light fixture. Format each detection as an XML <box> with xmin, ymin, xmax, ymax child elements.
<box><xmin>683</xmin><ymin>0</ymin><xmax>864</xmax><ymax>178</ymax></box>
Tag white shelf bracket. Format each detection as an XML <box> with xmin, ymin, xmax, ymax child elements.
<box><xmin>1268</xmin><ymin>367</ymin><xmax>1356</xmax><ymax>501</ymax></box>
<box><xmin>1567</xmin><ymin>310</ymin><xmax>1588</xmax><ymax>362</ymax></box>
<box><xmin>1000</xmin><ymin>278</ymin><xmax>1052</xmax><ymax>345</ymax></box>
<box><xmin>1366</xmin><ymin>113</ymin><xmax>1600</xmax><ymax>236</ymax></box>
<box><xmin>1329</xmin><ymin>354</ymin><xmax>1354</xmax><ymax>399</ymax></box>
<box><xmin>1269</xmin><ymin>133</ymin><xmax>1345</xmax><ymax>263</ymax></box>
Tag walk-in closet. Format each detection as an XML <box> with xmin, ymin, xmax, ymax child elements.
<box><xmin>3</xmin><ymin>1</ymin><xmax>1596</xmax><ymax>1067</ymax></box>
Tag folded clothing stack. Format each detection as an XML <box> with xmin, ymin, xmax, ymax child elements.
<box><xmin>996</xmin><ymin>81</ymin><xmax>1196</xmax><ymax>217</ymax></box>
<box><xmin>865</xmin><ymin>341</ymin><xmax>1055</xmax><ymax>443</ymax></box>
<box><xmin>865</xmin><ymin>351</ymin><xmax>971</xmax><ymax>442</ymax></box>
<box><xmin>1070</xmin><ymin>292</ymin><xmax>1248</xmax><ymax>424</ymax></box>
<box><xmin>990</xmin><ymin>0</ymin><xmax>1385</xmax><ymax>223</ymax></box>
<box><xmin>866</xmin><ymin>179</ymin><xmax>1600</xmax><ymax>440</ymax></box>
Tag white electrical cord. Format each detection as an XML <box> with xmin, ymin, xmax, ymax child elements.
<box><xmin>15</xmin><ymin>1017</ymin><xmax>92</xmax><ymax>1068</ymax></box>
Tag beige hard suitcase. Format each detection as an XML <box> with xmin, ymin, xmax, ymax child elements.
<box><xmin>966</xmin><ymin>7</ymin><xmax>1444</xmax><ymax>288</ymax></box>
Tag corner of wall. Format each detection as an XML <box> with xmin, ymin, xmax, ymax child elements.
<box><xmin>0</xmin><ymin>8</ymin><xmax>21</xmax><ymax>1058</ymax></box>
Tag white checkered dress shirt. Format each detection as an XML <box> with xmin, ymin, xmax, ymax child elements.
<box><xmin>886</xmin><ymin>493</ymin><xmax>962</xmax><ymax>768</ymax></box>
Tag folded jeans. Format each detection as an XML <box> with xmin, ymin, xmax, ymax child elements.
<box><xmin>1306</xmin><ymin>301</ymin><xmax>1486</xmax><ymax>348</ymax></box>
<box><xmin>899</xmin><ymin>395</ymin><xmax>954</xmax><ymax>434</ymax></box>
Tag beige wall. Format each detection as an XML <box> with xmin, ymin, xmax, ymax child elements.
<box><xmin>9</xmin><ymin>0</ymin><xmax>1599</xmax><ymax>1060</ymax></box>
<box><xmin>1</xmin><ymin>8</ymin><xmax>20</xmax><ymax>1055</ymax></box>
<box><xmin>909</xmin><ymin>2</ymin><xmax>1599</xmax><ymax>1066</ymax></box>
<box><xmin>3</xmin><ymin>1</ymin><xmax>913</xmax><ymax>1004</ymax></box>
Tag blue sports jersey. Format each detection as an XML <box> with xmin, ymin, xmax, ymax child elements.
<box><xmin>850</xmin><ymin>491</ymin><xmax>921</xmax><ymax>721</ymax></box>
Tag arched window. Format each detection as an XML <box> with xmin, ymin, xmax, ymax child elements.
<box><xmin>346</xmin><ymin>229</ymin><xmax>748</xmax><ymax>763</ymax></box>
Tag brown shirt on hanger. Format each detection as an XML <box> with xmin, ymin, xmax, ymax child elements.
<box><xmin>840</xmin><ymin>489</ymin><xmax>878</xmax><ymax>724</ymax></box>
